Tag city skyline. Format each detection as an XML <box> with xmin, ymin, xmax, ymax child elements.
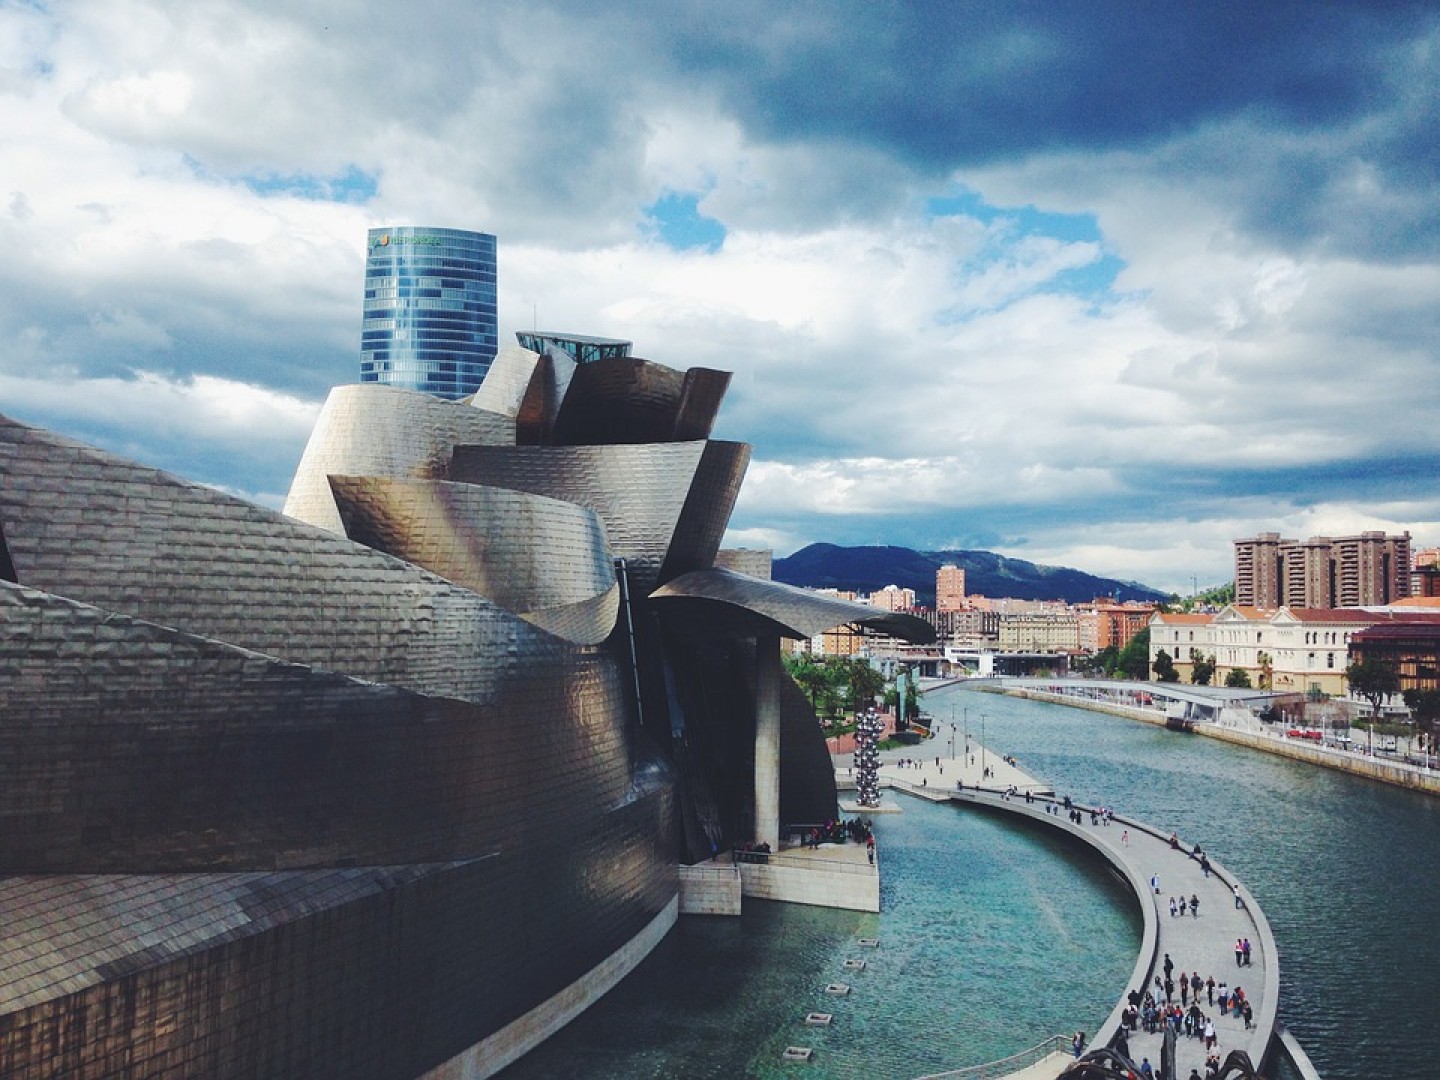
<box><xmin>2</xmin><ymin>3</ymin><xmax>1438</xmax><ymax>594</ymax></box>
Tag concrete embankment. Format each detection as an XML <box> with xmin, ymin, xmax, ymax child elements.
<box><xmin>980</xmin><ymin>684</ymin><xmax>1440</xmax><ymax>798</ymax></box>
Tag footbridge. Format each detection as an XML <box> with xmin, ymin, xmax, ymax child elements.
<box><xmin>973</xmin><ymin>676</ymin><xmax>1292</xmax><ymax>727</ymax></box>
<box><xmin>868</xmin><ymin>750</ymin><xmax>1297</xmax><ymax>1079</ymax></box>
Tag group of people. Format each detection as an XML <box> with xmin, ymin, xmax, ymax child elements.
<box><xmin>1111</xmin><ymin>952</ymin><xmax>1259</xmax><ymax>1075</ymax></box>
<box><xmin>1168</xmin><ymin>893</ymin><xmax>1200</xmax><ymax>917</ymax></box>
<box><xmin>1233</xmin><ymin>936</ymin><xmax>1253</xmax><ymax>967</ymax></box>
<box><xmin>795</xmin><ymin>817</ymin><xmax>873</xmax><ymax>849</ymax></box>
<box><xmin>1124</xmin><ymin>988</ymin><xmax>1220</xmax><ymax>1048</ymax></box>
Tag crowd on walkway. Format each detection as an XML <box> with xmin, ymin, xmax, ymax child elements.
<box><xmin>1112</xmin><ymin>950</ymin><xmax>1256</xmax><ymax>1079</ymax></box>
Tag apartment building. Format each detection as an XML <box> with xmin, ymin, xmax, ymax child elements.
<box><xmin>1234</xmin><ymin>531</ymin><xmax>1412</xmax><ymax>608</ymax></box>
<box><xmin>936</xmin><ymin>564</ymin><xmax>967</xmax><ymax>611</ymax></box>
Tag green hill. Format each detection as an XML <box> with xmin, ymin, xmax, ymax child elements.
<box><xmin>771</xmin><ymin>543</ymin><xmax>1166</xmax><ymax>606</ymax></box>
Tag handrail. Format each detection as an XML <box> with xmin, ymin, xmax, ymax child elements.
<box><xmin>731</xmin><ymin>848</ymin><xmax>875</xmax><ymax>876</ymax></box>
<box><xmin>915</xmin><ymin>1033</ymin><xmax>1071</xmax><ymax>1079</ymax></box>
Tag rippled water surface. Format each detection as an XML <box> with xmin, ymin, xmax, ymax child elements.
<box><xmin>497</xmin><ymin>796</ymin><xmax>1136</xmax><ymax>1079</ymax></box>
<box><xmin>932</xmin><ymin>686</ymin><xmax>1440</xmax><ymax>1080</ymax></box>
<box><xmin>498</xmin><ymin>688</ymin><xmax>1439</xmax><ymax>1079</ymax></box>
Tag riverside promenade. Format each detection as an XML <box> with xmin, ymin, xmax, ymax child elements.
<box><xmin>856</xmin><ymin>743</ymin><xmax>1280</xmax><ymax>1079</ymax></box>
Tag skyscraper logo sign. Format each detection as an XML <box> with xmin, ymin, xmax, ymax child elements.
<box><xmin>371</xmin><ymin>233</ymin><xmax>443</xmax><ymax>249</ymax></box>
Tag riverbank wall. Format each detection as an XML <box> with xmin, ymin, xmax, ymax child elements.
<box><xmin>978</xmin><ymin>684</ymin><xmax>1440</xmax><ymax>797</ymax></box>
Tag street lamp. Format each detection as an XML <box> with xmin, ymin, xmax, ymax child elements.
<box><xmin>981</xmin><ymin>713</ymin><xmax>988</xmax><ymax>776</ymax></box>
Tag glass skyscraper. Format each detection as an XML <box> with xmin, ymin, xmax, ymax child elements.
<box><xmin>359</xmin><ymin>226</ymin><xmax>498</xmax><ymax>399</ymax></box>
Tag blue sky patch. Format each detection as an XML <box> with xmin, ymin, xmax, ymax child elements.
<box><xmin>643</xmin><ymin>192</ymin><xmax>726</xmax><ymax>252</ymax></box>
<box><xmin>927</xmin><ymin>189</ymin><xmax>1103</xmax><ymax>244</ymax></box>
<box><xmin>239</xmin><ymin>165</ymin><xmax>377</xmax><ymax>204</ymax></box>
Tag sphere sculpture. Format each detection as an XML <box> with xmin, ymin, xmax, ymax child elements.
<box><xmin>854</xmin><ymin>707</ymin><xmax>884</xmax><ymax>808</ymax></box>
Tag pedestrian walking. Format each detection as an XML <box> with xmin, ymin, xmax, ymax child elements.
<box><xmin>1206</xmin><ymin>975</ymin><xmax>1215</xmax><ymax>1005</ymax></box>
<box><xmin>1190</xmin><ymin>892</ymin><xmax>1199</xmax><ymax>917</ymax></box>
<box><xmin>1234</xmin><ymin>938</ymin><xmax>1244</xmax><ymax>967</ymax></box>
<box><xmin>1242</xmin><ymin>938</ymin><xmax>1252</xmax><ymax>966</ymax></box>
<box><xmin>1151</xmin><ymin>873</ymin><xmax>1160</xmax><ymax>895</ymax></box>
<box><xmin>1169</xmin><ymin>896</ymin><xmax>1178</xmax><ymax>917</ymax></box>
<box><xmin>1122</xmin><ymin>829</ymin><xmax>1130</xmax><ymax>845</ymax></box>
<box><xmin>1233</xmin><ymin>883</ymin><xmax>1243</xmax><ymax>908</ymax></box>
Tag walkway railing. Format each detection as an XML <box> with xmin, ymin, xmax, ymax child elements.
<box><xmin>915</xmin><ymin>1034</ymin><xmax>1070</xmax><ymax>1080</ymax></box>
<box><xmin>732</xmin><ymin>848</ymin><xmax>876</xmax><ymax>876</ymax></box>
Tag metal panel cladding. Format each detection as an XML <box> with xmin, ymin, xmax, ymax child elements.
<box><xmin>360</xmin><ymin>227</ymin><xmax>498</xmax><ymax>400</ymax></box>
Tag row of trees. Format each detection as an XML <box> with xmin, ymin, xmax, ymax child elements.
<box><xmin>1151</xmin><ymin>648</ymin><xmax>1263</xmax><ymax>688</ymax></box>
<box><xmin>783</xmin><ymin>653</ymin><xmax>885</xmax><ymax>724</ymax></box>
<box><xmin>782</xmin><ymin>653</ymin><xmax>923</xmax><ymax>726</ymax></box>
<box><xmin>1076</xmin><ymin>628</ymin><xmax>1153</xmax><ymax>679</ymax></box>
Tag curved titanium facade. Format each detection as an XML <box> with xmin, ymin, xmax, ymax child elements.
<box><xmin>359</xmin><ymin>226</ymin><xmax>498</xmax><ymax>400</ymax></box>
<box><xmin>0</xmin><ymin>342</ymin><xmax>930</xmax><ymax>1079</ymax></box>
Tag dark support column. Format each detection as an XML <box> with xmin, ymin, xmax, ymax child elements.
<box><xmin>754</xmin><ymin>634</ymin><xmax>781</xmax><ymax>850</ymax></box>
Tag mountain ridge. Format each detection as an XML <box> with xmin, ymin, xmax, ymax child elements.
<box><xmin>771</xmin><ymin>543</ymin><xmax>1167</xmax><ymax>606</ymax></box>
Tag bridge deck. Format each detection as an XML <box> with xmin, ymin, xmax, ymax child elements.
<box><xmin>866</xmin><ymin>745</ymin><xmax>1278</xmax><ymax>1078</ymax></box>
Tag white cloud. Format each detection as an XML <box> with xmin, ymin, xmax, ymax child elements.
<box><xmin>1</xmin><ymin>0</ymin><xmax>1437</xmax><ymax>596</ymax></box>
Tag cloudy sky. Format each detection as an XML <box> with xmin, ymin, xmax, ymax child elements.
<box><xmin>3</xmin><ymin>1</ymin><xmax>1438</xmax><ymax>594</ymax></box>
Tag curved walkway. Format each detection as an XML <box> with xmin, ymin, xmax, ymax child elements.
<box><xmin>949</xmin><ymin>787</ymin><xmax>1278</xmax><ymax>1076</ymax></box>
<box><xmin>864</xmin><ymin>741</ymin><xmax>1279</xmax><ymax>1078</ymax></box>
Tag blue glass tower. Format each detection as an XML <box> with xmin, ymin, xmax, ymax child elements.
<box><xmin>360</xmin><ymin>227</ymin><xmax>498</xmax><ymax>399</ymax></box>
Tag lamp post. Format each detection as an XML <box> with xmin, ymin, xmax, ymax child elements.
<box><xmin>981</xmin><ymin>713</ymin><xmax>988</xmax><ymax>776</ymax></box>
<box><xmin>963</xmin><ymin>707</ymin><xmax>970</xmax><ymax>759</ymax></box>
<box><xmin>948</xmin><ymin>703</ymin><xmax>956</xmax><ymax>760</ymax></box>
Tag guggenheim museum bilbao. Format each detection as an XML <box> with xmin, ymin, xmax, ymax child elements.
<box><xmin>0</xmin><ymin>343</ymin><xmax>932</xmax><ymax>1078</ymax></box>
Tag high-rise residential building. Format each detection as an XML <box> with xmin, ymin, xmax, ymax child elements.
<box><xmin>1234</xmin><ymin>531</ymin><xmax>1412</xmax><ymax>608</ymax></box>
<box><xmin>1234</xmin><ymin>532</ymin><xmax>1285</xmax><ymax>608</ymax></box>
<box><xmin>936</xmin><ymin>563</ymin><xmax>967</xmax><ymax>611</ymax></box>
<box><xmin>359</xmin><ymin>226</ymin><xmax>498</xmax><ymax>399</ymax></box>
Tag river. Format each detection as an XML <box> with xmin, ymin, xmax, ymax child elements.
<box><xmin>933</xmin><ymin>683</ymin><xmax>1440</xmax><ymax>1080</ymax></box>
<box><xmin>497</xmin><ymin>687</ymin><xmax>1439</xmax><ymax>1079</ymax></box>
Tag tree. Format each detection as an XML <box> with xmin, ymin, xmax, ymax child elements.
<box><xmin>1404</xmin><ymin>688</ymin><xmax>1440</xmax><ymax>751</ymax></box>
<box><xmin>884</xmin><ymin>665</ymin><xmax>923</xmax><ymax>725</ymax></box>
<box><xmin>1257</xmin><ymin>651</ymin><xmax>1273</xmax><ymax>691</ymax></box>
<box><xmin>1191</xmin><ymin>653</ymin><xmax>1216</xmax><ymax>686</ymax></box>
<box><xmin>1116</xmin><ymin>628</ymin><xmax>1151</xmax><ymax>679</ymax></box>
<box><xmin>1225</xmin><ymin>667</ymin><xmax>1252</xmax><ymax>689</ymax></box>
<box><xmin>1346</xmin><ymin>657</ymin><xmax>1399</xmax><ymax>719</ymax></box>
<box><xmin>847</xmin><ymin>659</ymin><xmax>887</xmax><ymax>716</ymax></box>
<box><xmin>784</xmin><ymin>654</ymin><xmax>840</xmax><ymax>720</ymax></box>
<box><xmin>1152</xmin><ymin>649</ymin><xmax>1179</xmax><ymax>683</ymax></box>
